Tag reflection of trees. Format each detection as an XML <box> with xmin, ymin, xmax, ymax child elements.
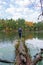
<box><xmin>0</xmin><ymin>31</ymin><xmax>43</xmax><ymax>42</ymax></box>
<box><xmin>34</xmin><ymin>32</ymin><xmax>43</xmax><ymax>39</ymax></box>
<box><xmin>0</xmin><ymin>32</ymin><xmax>18</xmax><ymax>42</ymax></box>
<box><xmin>24</xmin><ymin>32</ymin><xmax>34</xmax><ymax>40</ymax></box>
<box><xmin>24</xmin><ymin>32</ymin><xmax>43</xmax><ymax>40</ymax></box>
<box><xmin>37</xmin><ymin>32</ymin><xmax>43</xmax><ymax>39</ymax></box>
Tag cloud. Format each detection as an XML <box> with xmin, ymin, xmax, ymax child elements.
<box><xmin>15</xmin><ymin>0</ymin><xmax>30</xmax><ymax>7</ymax></box>
<box><xmin>0</xmin><ymin>6</ymin><xmax>2</xmax><ymax>10</ymax></box>
<box><xmin>2</xmin><ymin>1</ymin><xmax>7</xmax><ymax>5</ymax></box>
<box><xmin>0</xmin><ymin>0</ymin><xmax>42</xmax><ymax>22</ymax></box>
<box><xmin>0</xmin><ymin>0</ymin><xmax>6</xmax><ymax>5</ymax></box>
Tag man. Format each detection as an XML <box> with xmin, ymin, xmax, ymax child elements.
<box><xmin>18</xmin><ymin>28</ymin><xmax>22</xmax><ymax>38</ymax></box>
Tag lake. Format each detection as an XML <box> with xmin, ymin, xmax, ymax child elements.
<box><xmin>0</xmin><ymin>31</ymin><xmax>43</xmax><ymax>65</ymax></box>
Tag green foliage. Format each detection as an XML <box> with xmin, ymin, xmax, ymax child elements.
<box><xmin>33</xmin><ymin>22</ymin><xmax>43</xmax><ymax>31</ymax></box>
<box><xmin>17</xmin><ymin>18</ymin><xmax>25</xmax><ymax>29</ymax></box>
<box><xmin>0</xmin><ymin>18</ymin><xmax>43</xmax><ymax>31</ymax></box>
<box><xmin>0</xmin><ymin>18</ymin><xmax>25</xmax><ymax>31</ymax></box>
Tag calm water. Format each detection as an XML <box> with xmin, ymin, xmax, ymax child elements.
<box><xmin>0</xmin><ymin>32</ymin><xmax>43</xmax><ymax>65</ymax></box>
<box><xmin>25</xmin><ymin>32</ymin><xmax>43</xmax><ymax>65</ymax></box>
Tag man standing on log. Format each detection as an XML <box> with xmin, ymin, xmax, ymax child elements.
<box><xmin>18</xmin><ymin>27</ymin><xmax>22</xmax><ymax>38</ymax></box>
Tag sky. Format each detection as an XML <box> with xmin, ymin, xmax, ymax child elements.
<box><xmin>0</xmin><ymin>0</ymin><xmax>43</xmax><ymax>22</ymax></box>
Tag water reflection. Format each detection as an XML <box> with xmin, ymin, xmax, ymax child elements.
<box><xmin>25</xmin><ymin>32</ymin><xmax>43</xmax><ymax>40</ymax></box>
<box><xmin>0</xmin><ymin>41</ymin><xmax>16</xmax><ymax>65</ymax></box>
<box><xmin>25</xmin><ymin>32</ymin><xmax>43</xmax><ymax>65</ymax></box>
<box><xmin>26</xmin><ymin>38</ymin><xmax>43</xmax><ymax>49</ymax></box>
<box><xmin>0</xmin><ymin>32</ymin><xmax>18</xmax><ymax>42</ymax></box>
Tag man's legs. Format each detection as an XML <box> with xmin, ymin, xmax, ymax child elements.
<box><xmin>19</xmin><ymin>33</ymin><xmax>22</xmax><ymax>38</ymax></box>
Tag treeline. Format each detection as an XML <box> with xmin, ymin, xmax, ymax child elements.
<box><xmin>0</xmin><ymin>18</ymin><xmax>25</xmax><ymax>32</ymax></box>
<box><xmin>0</xmin><ymin>18</ymin><xmax>43</xmax><ymax>32</ymax></box>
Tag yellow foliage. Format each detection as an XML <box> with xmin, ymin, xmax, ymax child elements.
<box><xmin>25</xmin><ymin>21</ymin><xmax>33</xmax><ymax>27</ymax></box>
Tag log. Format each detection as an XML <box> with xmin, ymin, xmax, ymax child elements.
<box><xmin>20</xmin><ymin>54</ymin><xmax>26</xmax><ymax>64</ymax></box>
<box><xmin>15</xmin><ymin>40</ymin><xmax>43</xmax><ymax>65</ymax></box>
<box><xmin>33</xmin><ymin>53</ymin><xmax>42</xmax><ymax>65</ymax></box>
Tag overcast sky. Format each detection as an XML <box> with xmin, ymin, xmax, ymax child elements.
<box><xmin>0</xmin><ymin>0</ymin><xmax>43</xmax><ymax>22</ymax></box>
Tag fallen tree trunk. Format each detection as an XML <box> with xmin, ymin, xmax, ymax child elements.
<box><xmin>15</xmin><ymin>40</ymin><xmax>43</xmax><ymax>65</ymax></box>
<box><xmin>32</xmin><ymin>53</ymin><xmax>43</xmax><ymax>65</ymax></box>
